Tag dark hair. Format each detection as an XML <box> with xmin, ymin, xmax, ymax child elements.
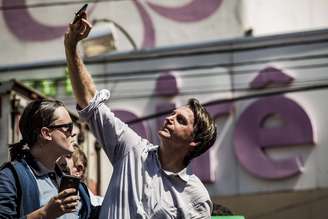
<box><xmin>184</xmin><ymin>98</ymin><xmax>217</xmax><ymax>165</ymax></box>
<box><xmin>9</xmin><ymin>99</ymin><xmax>65</xmax><ymax>161</ymax></box>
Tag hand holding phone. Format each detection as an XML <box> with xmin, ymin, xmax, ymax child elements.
<box><xmin>73</xmin><ymin>4</ymin><xmax>88</xmax><ymax>24</ymax></box>
<box><xmin>65</xmin><ymin>3</ymin><xmax>91</xmax><ymax>47</ymax></box>
<box><xmin>59</xmin><ymin>174</ymin><xmax>80</xmax><ymax>195</ymax></box>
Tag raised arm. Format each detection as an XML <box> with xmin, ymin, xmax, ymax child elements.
<box><xmin>64</xmin><ymin>12</ymin><xmax>96</xmax><ymax>108</ymax></box>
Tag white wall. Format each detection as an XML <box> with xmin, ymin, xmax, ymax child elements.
<box><xmin>0</xmin><ymin>0</ymin><xmax>243</xmax><ymax>66</ymax></box>
<box><xmin>243</xmin><ymin>0</ymin><xmax>328</xmax><ymax>36</ymax></box>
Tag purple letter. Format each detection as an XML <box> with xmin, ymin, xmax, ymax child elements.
<box><xmin>234</xmin><ymin>96</ymin><xmax>314</xmax><ymax>179</ymax></box>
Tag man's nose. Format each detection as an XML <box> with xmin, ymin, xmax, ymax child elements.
<box><xmin>165</xmin><ymin>115</ymin><xmax>174</xmax><ymax>123</ymax></box>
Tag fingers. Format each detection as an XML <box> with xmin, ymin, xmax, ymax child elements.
<box><xmin>66</xmin><ymin>18</ymin><xmax>92</xmax><ymax>43</ymax></box>
<box><xmin>79</xmin><ymin>18</ymin><xmax>92</xmax><ymax>38</ymax></box>
<box><xmin>79</xmin><ymin>18</ymin><xmax>92</xmax><ymax>31</ymax></box>
<box><xmin>64</xmin><ymin>11</ymin><xmax>91</xmax><ymax>51</ymax></box>
<box><xmin>61</xmin><ymin>195</ymin><xmax>80</xmax><ymax>205</ymax></box>
<box><xmin>44</xmin><ymin>192</ymin><xmax>80</xmax><ymax>218</ymax></box>
<box><xmin>55</xmin><ymin>193</ymin><xmax>80</xmax><ymax>213</ymax></box>
<box><xmin>70</xmin><ymin>15</ymin><xmax>92</xmax><ymax>32</ymax></box>
<box><xmin>62</xmin><ymin>195</ymin><xmax>80</xmax><ymax>211</ymax></box>
<box><xmin>58</xmin><ymin>188</ymin><xmax>77</xmax><ymax>198</ymax></box>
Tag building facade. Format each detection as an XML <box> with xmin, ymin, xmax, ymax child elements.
<box><xmin>2</xmin><ymin>1</ymin><xmax>328</xmax><ymax>218</ymax></box>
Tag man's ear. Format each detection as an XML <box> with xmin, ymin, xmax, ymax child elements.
<box><xmin>40</xmin><ymin>127</ymin><xmax>52</xmax><ymax>141</ymax></box>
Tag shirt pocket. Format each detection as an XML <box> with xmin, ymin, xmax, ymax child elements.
<box><xmin>149</xmin><ymin>199</ymin><xmax>178</xmax><ymax>219</ymax></box>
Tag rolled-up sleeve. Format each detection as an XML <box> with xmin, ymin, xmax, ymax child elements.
<box><xmin>78</xmin><ymin>89</ymin><xmax>142</xmax><ymax>164</ymax></box>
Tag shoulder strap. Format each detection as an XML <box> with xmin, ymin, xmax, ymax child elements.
<box><xmin>78</xmin><ymin>182</ymin><xmax>92</xmax><ymax>219</ymax></box>
<box><xmin>0</xmin><ymin>162</ymin><xmax>22</xmax><ymax>217</ymax></box>
<box><xmin>79</xmin><ymin>182</ymin><xmax>102</xmax><ymax>219</ymax></box>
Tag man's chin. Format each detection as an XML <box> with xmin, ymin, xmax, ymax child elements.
<box><xmin>158</xmin><ymin>130</ymin><xmax>169</xmax><ymax>138</ymax></box>
<box><xmin>64</xmin><ymin>145</ymin><xmax>75</xmax><ymax>154</ymax></box>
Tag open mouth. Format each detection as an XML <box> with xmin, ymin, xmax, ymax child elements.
<box><xmin>163</xmin><ymin>126</ymin><xmax>172</xmax><ymax>133</ymax></box>
<box><xmin>159</xmin><ymin>126</ymin><xmax>168</xmax><ymax>132</ymax></box>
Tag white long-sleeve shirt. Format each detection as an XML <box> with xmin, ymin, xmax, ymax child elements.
<box><xmin>78</xmin><ymin>90</ymin><xmax>212</xmax><ymax>219</ymax></box>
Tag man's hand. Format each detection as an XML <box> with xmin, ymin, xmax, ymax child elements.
<box><xmin>42</xmin><ymin>188</ymin><xmax>80</xmax><ymax>219</ymax></box>
<box><xmin>64</xmin><ymin>12</ymin><xmax>92</xmax><ymax>51</ymax></box>
<box><xmin>27</xmin><ymin>188</ymin><xmax>80</xmax><ymax>219</ymax></box>
<box><xmin>64</xmin><ymin>10</ymin><xmax>96</xmax><ymax>108</ymax></box>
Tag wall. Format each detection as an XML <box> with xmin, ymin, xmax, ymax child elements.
<box><xmin>0</xmin><ymin>0</ymin><xmax>243</xmax><ymax>66</ymax></box>
<box><xmin>243</xmin><ymin>0</ymin><xmax>328</xmax><ymax>36</ymax></box>
<box><xmin>2</xmin><ymin>29</ymin><xmax>328</xmax><ymax>199</ymax></box>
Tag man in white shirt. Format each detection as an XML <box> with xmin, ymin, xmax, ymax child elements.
<box><xmin>64</xmin><ymin>12</ymin><xmax>217</xmax><ymax>219</ymax></box>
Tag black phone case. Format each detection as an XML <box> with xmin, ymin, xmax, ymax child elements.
<box><xmin>73</xmin><ymin>4</ymin><xmax>88</xmax><ymax>24</ymax></box>
<box><xmin>59</xmin><ymin>174</ymin><xmax>80</xmax><ymax>195</ymax></box>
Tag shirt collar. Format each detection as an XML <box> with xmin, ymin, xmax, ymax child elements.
<box><xmin>152</xmin><ymin>147</ymin><xmax>191</xmax><ymax>183</ymax></box>
<box><xmin>162</xmin><ymin>165</ymin><xmax>192</xmax><ymax>183</ymax></box>
<box><xmin>25</xmin><ymin>156</ymin><xmax>57</xmax><ymax>177</ymax></box>
<box><xmin>33</xmin><ymin>161</ymin><xmax>55</xmax><ymax>176</ymax></box>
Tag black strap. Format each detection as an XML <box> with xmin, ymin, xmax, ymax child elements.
<box><xmin>0</xmin><ymin>162</ymin><xmax>22</xmax><ymax>217</ymax></box>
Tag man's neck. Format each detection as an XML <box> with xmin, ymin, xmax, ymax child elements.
<box><xmin>30</xmin><ymin>143</ymin><xmax>56</xmax><ymax>170</ymax></box>
<box><xmin>159</xmin><ymin>145</ymin><xmax>186</xmax><ymax>173</ymax></box>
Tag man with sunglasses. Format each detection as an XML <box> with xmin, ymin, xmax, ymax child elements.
<box><xmin>0</xmin><ymin>100</ymin><xmax>94</xmax><ymax>219</ymax></box>
<box><xmin>64</xmin><ymin>12</ymin><xmax>217</xmax><ymax>218</ymax></box>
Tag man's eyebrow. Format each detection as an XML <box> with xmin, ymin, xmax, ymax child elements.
<box><xmin>169</xmin><ymin>109</ymin><xmax>176</xmax><ymax>114</ymax></box>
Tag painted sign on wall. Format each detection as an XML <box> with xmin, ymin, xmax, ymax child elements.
<box><xmin>1</xmin><ymin>0</ymin><xmax>242</xmax><ymax>65</ymax></box>
<box><xmin>110</xmin><ymin>66</ymin><xmax>315</xmax><ymax>182</ymax></box>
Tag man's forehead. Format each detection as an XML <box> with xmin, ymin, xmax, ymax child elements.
<box><xmin>175</xmin><ymin>105</ymin><xmax>190</xmax><ymax>112</ymax></box>
<box><xmin>175</xmin><ymin>106</ymin><xmax>194</xmax><ymax>119</ymax></box>
<box><xmin>53</xmin><ymin>107</ymin><xmax>72</xmax><ymax>123</ymax></box>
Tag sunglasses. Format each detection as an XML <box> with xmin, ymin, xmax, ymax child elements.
<box><xmin>48</xmin><ymin>123</ymin><xmax>74</xmax><ymax>136</ymax></box>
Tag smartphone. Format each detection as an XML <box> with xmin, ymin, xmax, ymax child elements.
<box><xmin>73</xmin><ymin>4</ymin><xmax>88</xmax><ymax>24</ymax></box>
<box><xmin>59</xmin><ymin>174</ymin><xmax>80</xmax><ymax>195</ymax></box>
